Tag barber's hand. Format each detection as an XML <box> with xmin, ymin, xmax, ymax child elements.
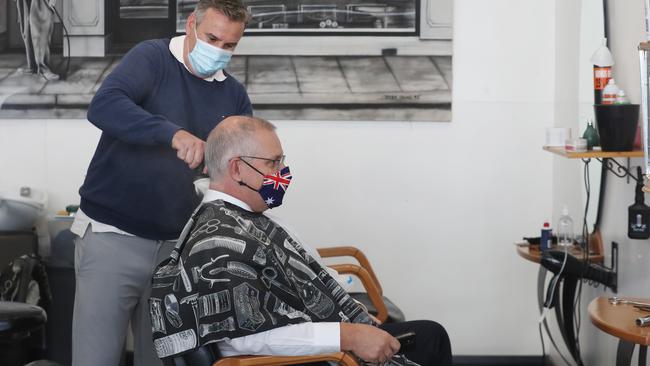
<box><xmin>171</xmin><ymin>130</ymin><xmax>205</xmax><ymax>169</ymax></box>
<box><xmin>340</xmin><ymin>323</ymin><xmax>400</xmax><ymax>364</ymax></box>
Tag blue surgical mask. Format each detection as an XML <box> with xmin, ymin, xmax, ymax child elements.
<box><xmin>188</xmin><ymin>26</ymin><xmax>233</xmax><ymax>78</ymax></box>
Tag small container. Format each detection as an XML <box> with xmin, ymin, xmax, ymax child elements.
<box><xmin>565</xmin><ymin>138</ymin><xmax>586</xmax><ymax>152</ymax></box>
<box><xmin>546</xmin><ymin>128</ymin><xmax>571</xmax><ymax>147</ymax></box>
<box><xmin>602</xmin><ymin>78</ymin><xmax>619</xmax><ymax>105</ymax></box>
<box><xmin>615</xmin><ymin>90</ymin><xmax>629</xmax><ymax>104</ymax></box>
<box><xmin>541</xmin><ymin>221</ymin><xmax>552</xmax><ymax>251</ymax></box>
<box><xmin>582</xmin><ymin>120</ymin><xmax>600</xmax><ymax>150</ymax></box>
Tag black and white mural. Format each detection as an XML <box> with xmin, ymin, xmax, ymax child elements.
<box><xmin>0</xmin><ymin>0</ymin><xmax>452</xmax><ymax>121</ymax></box>
<box><xmin>177</xmin><ymin>0</ymin><xmax>416</xmax><ymax>33</ymax></box>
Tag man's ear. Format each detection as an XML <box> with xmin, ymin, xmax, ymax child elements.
<box><xmin>186</xmin><ymin>12</ymin><xmax>196</xmax><ymax>35</ymax></box>
<box><xmin>228</xmin><ymin>158</ymin><xmax>242</xmax><ymax>182</ymax></box>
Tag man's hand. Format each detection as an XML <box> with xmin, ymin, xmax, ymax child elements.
<box><xmin>340</xmin><ymin>323</ymin><xmax>400</xmax><ymax>364</ymax></box>
<box><xmin>368</xmin><ymin>313</ymin><xmax>382</xmax><ymax>325</ymax></box>
<box><xmin>171</xmin><ymin>130</ymin><xmax>205</xmax><ymax>169</ymax></box>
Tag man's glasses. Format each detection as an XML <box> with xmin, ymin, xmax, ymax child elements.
<box><xmin>239</xmin><ymin>155</ymin><xmax>286</xmax><ymax>170</ymax></box>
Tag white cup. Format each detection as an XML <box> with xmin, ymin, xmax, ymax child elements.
<box><xmin>546</xmin><ymin>128</ymin><xmax>571</xmax><ymax>147</ymax></box>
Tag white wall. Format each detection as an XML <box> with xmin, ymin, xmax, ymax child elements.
<box><xmin>0</xmin><ymin>0</ymin><xmax>563</xmax><ymax>356</ymax></box>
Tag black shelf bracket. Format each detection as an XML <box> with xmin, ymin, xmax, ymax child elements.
<box><xmin>593</xmin><ymin>157</ymin><xmax>641</xmax><ymax>184</ymax></box>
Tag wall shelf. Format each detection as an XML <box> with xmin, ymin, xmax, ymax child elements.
<box><xmin>543</xmin><ymin>146</ymin><xmax>643</xmax><ymax>183</ymax></box>
<box><xmin>543</xmin><ymin>146</ymin><xmax>643</xmax><ymax>159</ymax></box>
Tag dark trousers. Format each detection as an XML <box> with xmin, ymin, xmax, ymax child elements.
<box><xmin>307</xmin><ymin>320</ymin><xmax>452</xmax><ymax>366</ymax></box>
<box><xmin>380</xmin><ymin>320</ymin><xmax>452</xmax><ymax>366</ymax></box>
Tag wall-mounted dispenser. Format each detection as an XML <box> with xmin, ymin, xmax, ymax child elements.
<box><xmin>629</xmin><ymin>167</ymin><xmax>650</xmax><ymax>239</ymax></box>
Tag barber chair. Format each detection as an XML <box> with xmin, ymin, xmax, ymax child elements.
<box><xmin>0</xmin><ymin>230</ymin><xmax>63</xmax><ymax>366</ymax></box>
<box><xmin>318</xmin><ymin>246</ymin><xmax>405</xmax><ymax>324</ymax></box>
<box><xmin>0</xmin><ymin>301</ymin><xmax>62</xmax><ymax>366</ymax></box>
<box><xmin>163</xmin><ymin>342</ymin><xmax>359</xmax><ymax>366</ymax></box>
<box><xmin>0</xmin><ymin>230</ymin><xmax>38</xmax><ymax>270</ymax></box>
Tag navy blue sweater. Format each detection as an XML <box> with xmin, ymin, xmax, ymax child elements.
<box><xmin>80</xmin><ymin>39</ymin><xmax>252</xmax><ymax>240</ymax></box>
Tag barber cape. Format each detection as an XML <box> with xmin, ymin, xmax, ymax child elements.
<box><xmin>150</xmin><ymin>200</ymin><xmax>419</xmax><ymax>365</ymax></box>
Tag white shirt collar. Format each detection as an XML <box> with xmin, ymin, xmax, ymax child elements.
<box><xmin>169</xmin><ymin>35</ymin><xmax>227</xmax><ymax>82</ymax></box>
<box><xmin>202</xmin><ymin>189</ymin><xmax>252</xmax><ymax>211</ymax></box>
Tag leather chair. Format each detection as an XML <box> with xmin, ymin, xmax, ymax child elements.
<box><xmin>318</xmin><ymin>246</ymin><xmax>405</xmax><ymax>323</ymax></box>
<box><xmin>164</xmin><ymin>342</ymin><xmax>360</xmax><ymax>366</ymax></box>
<box><xmin>0</xmin><ymin>301</ymin><xmax>47</xmax><ymax>365</ymax></box>
<box><xmin>0</xmin><ymin>230</ymin><xmax>38</xmax><ymax>272</ymax></box>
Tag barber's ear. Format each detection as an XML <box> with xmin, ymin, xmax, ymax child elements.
<box><xmin>186</xmin><ymin>12</ymin><xmax>196</xmax><ymax>35</ymax></box>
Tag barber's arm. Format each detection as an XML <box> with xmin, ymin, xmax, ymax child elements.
<box><xmin>87</xmin><ymin>41</ymin><xmax>185</xmax><ymax>147</ymax></box>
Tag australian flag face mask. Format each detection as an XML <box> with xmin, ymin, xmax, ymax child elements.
<box><xmin>239</xmin><ymin>161</ymin><xmax>292</xmax><ymax>209</ymax></box>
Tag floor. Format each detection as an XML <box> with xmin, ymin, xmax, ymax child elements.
<box><xmin>0</xmin><ymin>53</ymin><xmax>451</xmax><ymax>121</ymax></box>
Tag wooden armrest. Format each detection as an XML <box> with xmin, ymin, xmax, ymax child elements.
<box><xmin>213</xmin><ymin>352</ymin><xmax>359</xmax><ymax>366</ymax></box>
<box><xmin>317</xmin><ymin>246</ymin><xmax>383</xmax><ymax>295</ymax></box>
<box><xmin>329</xmin><ymin>263</ymin><xmax>388</xmax><ymax>323</ymax></box>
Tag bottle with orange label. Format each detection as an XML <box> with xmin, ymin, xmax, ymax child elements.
<box><xmin>591</xmin><ymin>38</ymin><xmax>614</xmax><ymax>104</ymax></box>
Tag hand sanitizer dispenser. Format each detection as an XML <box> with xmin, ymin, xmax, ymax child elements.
<box><xmin>629</xmin><ymin>168</ymin><xmax>650</xmax><ymax>239</ymax></box>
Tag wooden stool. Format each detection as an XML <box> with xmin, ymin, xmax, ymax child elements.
<box><xmin>589</xmin><ymin>296</ymin><xmax>650</xmax><ymax>366</ymax></box>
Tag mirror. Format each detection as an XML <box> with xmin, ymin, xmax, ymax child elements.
<box><xmin>579</xmin><ymin>0</ymin><xmax>606</xmax><ymax>251</ymax></box>
<box><xmin>640</xmin><ymin>43</ymin><xmax>650</xmax><ymax>191</ymax></box>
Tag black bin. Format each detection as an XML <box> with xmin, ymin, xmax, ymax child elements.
<box><xmin>594</xmin><ymin>104</ymin><xmax>640</xmax><ymax>151</ymax></box>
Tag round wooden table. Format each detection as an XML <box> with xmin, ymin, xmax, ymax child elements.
<box><xmin>515</xmin><ymin>242</ymin><xmax>604</xmax><ymax>263</ymax></box>
<box><xmin>516</xmin><ymin>243</ymin><xmax>604</xmax><ymax>365</ymax></box>
<box><xmin>589</xmin><ymin>296</ymin><xmax>650</xmax><ymax>366</ymax></box>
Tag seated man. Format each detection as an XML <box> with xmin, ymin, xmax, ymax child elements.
<box><xmin>149</xmin><ymin>116</ymin><xmax>452</xmax><ymax>365</ymax></box>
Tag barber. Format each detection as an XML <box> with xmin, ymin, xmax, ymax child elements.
<box><xmin>70</xmin><ymin>1</ymin><xmax>251</xmax><ymax>366</ymax></box>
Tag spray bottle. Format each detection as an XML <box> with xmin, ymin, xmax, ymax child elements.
<box><xmin>591</xmin><ymin>38</ymin><xmax>614</xmax><ymax>105</ymax></box>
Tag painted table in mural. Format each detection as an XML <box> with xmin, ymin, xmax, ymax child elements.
<box><xmin>589</xmin><ymin>296</ymin><xmax>650</xmax><ymax>366</ymax></box>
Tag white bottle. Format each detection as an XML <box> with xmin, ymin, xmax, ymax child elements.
<box><xmin>557</xmin><ymin>205</ymin><xmax>574</xmax><ymax>246</ymax></box>
<box><xmin>615</xmin><ymin>89</ymin><xmax>629</xmax><ymax>104</ymax></box>
<box><xmin>602</xmin><ymin>78</ymin><xmax>619</xmax><ymax>105</ymax></box>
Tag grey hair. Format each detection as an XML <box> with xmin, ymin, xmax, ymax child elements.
<box><xmin>194</xmin><ymin>0</ymin><xmax>249</xmax><ymax>25</ymax></box>
<box><xmin>206</xmin><ymin>116</ymin><xmax>276</xmax><ymax>182</ymax></box>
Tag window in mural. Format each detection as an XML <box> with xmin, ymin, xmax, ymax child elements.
<box><xmin>120</xmin><ymin>0</ymin><xmax>169</xmax><ymax>19</ymax></box>
<box><xmin>176</xmin><ymin>0</ymin><xmax>416</xmax><ymax>33</ymax></box>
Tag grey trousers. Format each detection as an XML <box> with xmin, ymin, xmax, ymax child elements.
<box><xmin>72</xmin><ymin>228</ymin><xmax>175</xmax><ymax>366</ymax></box>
